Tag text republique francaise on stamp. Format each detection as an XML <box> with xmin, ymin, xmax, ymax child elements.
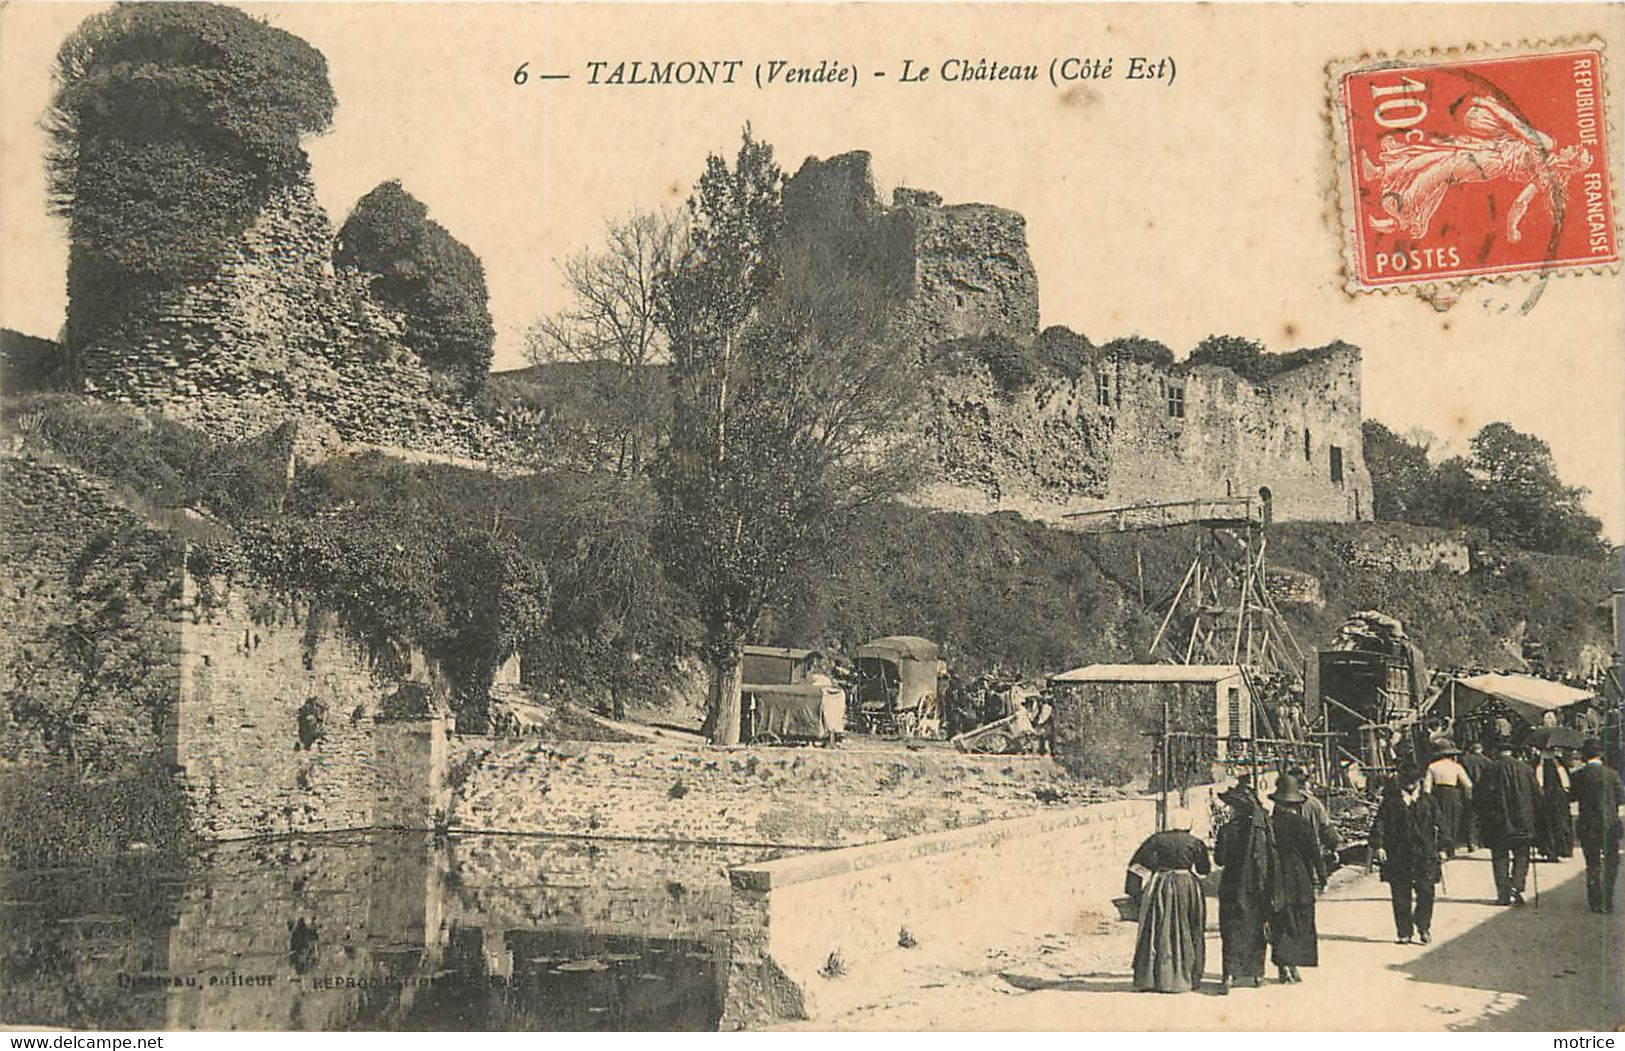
<box><xmin>1330</xmin><ymin>43</ymin><xmax>1618</xmax><ymax>294</ymax></box>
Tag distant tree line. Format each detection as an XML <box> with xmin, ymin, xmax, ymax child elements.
<box><xmin>1362</xmin><ymin>419</ymin><xmax>1607</xmax><ymax>559</ymax></box>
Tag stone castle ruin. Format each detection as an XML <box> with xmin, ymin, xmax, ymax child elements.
<box><xmin>782</xmin><ymin>151</ymin><xmax>1371</xmax><ymax>523</ymax></box>
<box><xmin>64</xmin><ymin>146</ymin><xmax>1369</xmax><ymax>522</ymax></box>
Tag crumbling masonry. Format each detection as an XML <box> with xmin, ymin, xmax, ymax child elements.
<box><xmin>783</xmin><ymin>151</ymin><xmax>1372</xmax><ymax>523</ymax></box>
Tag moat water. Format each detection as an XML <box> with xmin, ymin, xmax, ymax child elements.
<box><xmin>0</xmin><ymin>832</ymin><xmax>786</xmax><ymax>1031</ymax></box>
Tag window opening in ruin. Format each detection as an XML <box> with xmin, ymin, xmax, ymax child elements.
<box><xmin>1330</xmin><ymin>445</ymin><xmax>1344</xmax><ymax>485</ymax></box>
<box><xmin>1166</xmin><ymin>384</ymin><xmax>1185</xmax><ymax>419</ymax></box>
<box><xmin>1303</xmin><ymin>428</ymin><xmax>1311</xmax><ymax>461</ymax></box>
<box><xmin>1096</xmin><ymin>372</ymin><xmax>1112</xmax><ymax>407</ymax></box>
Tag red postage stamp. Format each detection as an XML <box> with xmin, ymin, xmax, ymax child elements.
<box><xmin>1331</xmin><ymin>44</ymin><xmax>1618</xmax><ymax>292</ymax></box>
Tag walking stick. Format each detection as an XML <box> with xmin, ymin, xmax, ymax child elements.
<box><xmin>1530</xmin><ymin>851</ymin><xmax>1540</xmax><ymax>908</ymax></box>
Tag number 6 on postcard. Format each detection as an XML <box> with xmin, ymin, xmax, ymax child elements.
<box><xmin>1330</xmin><ymin>43</ymin><xmax>1619</xmax><ymax>292</ymax></box>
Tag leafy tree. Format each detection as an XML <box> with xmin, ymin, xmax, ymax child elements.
<box><xmin>1034</xmin><ymin>325</ymin><xmax>1095</xmax><ymax>379</ymax></box>
<box><xmin>527</xmin><ymin>211</ymin><xmax>681</xmax><ymax>474</ymax></box>
<box><xmin>334</xmin><ymin>181</ymin><xmax>496</xmax><ymax>390</ymax></box>
<box><xmin>654</xmin><ymin>127</ymin><xmax>924</xmax><ymax>744</ymax></box>
<box><xmin>1411</xmin><ymin>455</ymin><xmax>1488</xmax><ymax>531</ymax></box>
<box><xmin>1098</xmin><ymin>336</ymin><xmax>1175</xmax><ymax>368</ymax></box>
<box><xmin>1361</xmin><ymin>417</ymin><xmax>1605</xmax><ymax>559</ymax></box>
<box><xmin>529</xmin><ymin>474</ymin><xmax>692</xmax><ymax>716</ymax></box>
<box><xmin>1467</xmin><ymin>422</ymin><xmax>1606</xmax><ymax>558</ymax></box>
<box><xmin>1189</xmin><ymin>336</ymin><xmax>1357</xmax><ymax>383</ymax></box>
<box><xmin>1361</xmin><ymin>420</ymin><xmax>1433</xmax><ymax>521</ymax></box>
<box><xmin>46</xmin><ymin>2</ymin><xmax>335</xmax><ymax>346</ymax></box>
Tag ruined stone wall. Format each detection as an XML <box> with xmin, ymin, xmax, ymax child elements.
<box><xmin>169</xmin><ymin>579</ymin><xmax>452</xmax><ymax>840</ymax></box>
<box><xmin>76</xmin><ymin>179</ymin><xmax>532</xmax><ymax>468</ymax></box>
<box><xmin>1349</xmin><ymin>528</ymin><xmax>1472</xmax><ymax>573</ymax></box>
<box><xmin>1099</xmin><ymin>345</ymin><xmax>1371</xmax><ymax>521</ymax></box>
<box><xmin>781</xmin><ymin>153</ymin><xmax>1367</xmax><ymax>524</ymax></box>
<box><xmin>0</xmin><ymin>453</ymin><xmax>185</xmax><ymax>767</ymax></box>
<box><xmin>888</xmin><ymin>197</ymin><xmax>1040</xmax><ymax>349</ymax></box>
<box><xmin>781</xmin><ymin>153</ymin><xmax>1039</xmax><ymax>358</ymax></box>
<box><xmin>926</xmin><ymin>369</ymin><xmax>1112</xmax><ymax>503</ymax></box>
<box><xmin>918</xmin><ymin>344</ymin><xmax>1373</xmax><ymax>523</ymax></box>
<box><xmin>720</xmin><ymin>786</ymin><xmax>1220</xmax><ymax>1027</ymax></box>
<box><xmin>0</xmin><ymin>450</ymin><xmax>448</xmax><ymax>834</ymax></box>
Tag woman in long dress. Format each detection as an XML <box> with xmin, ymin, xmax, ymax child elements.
<box><xmin>1213</xmin><ymin>779</ymin><xmax>1281</xmax><ymax>993</ymax></box>
<box><xmin>1125</xmin><ymin>827</ymin><xmax>1212</xmax><ymax>993</ymax></box>
<box><xmin>1268</xmin><ymin>774</ymin><xmax>1328</xmax><ymax>984</ymax></box>
<box><xmin>1534</xmin><ymin>748</ymin><xmax>1574</xmax><ymax>860</ymax></box>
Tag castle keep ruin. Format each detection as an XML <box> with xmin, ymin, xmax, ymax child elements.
<box><xmin>782</xmin><ymin>151</ymin><xmax>1372</xmax><ymax>523</ymax></box>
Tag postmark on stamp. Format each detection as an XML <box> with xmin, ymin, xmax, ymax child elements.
<box><xmin>1330</xmin><ymin>43</ymin><xmax>1618</xmax><ymax>294</ymax></box>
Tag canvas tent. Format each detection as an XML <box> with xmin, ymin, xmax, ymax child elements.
<box><xmin>1448</xmin><ymin>673</ymin><xmax>1594</xmax><ymax>726</ymax></box>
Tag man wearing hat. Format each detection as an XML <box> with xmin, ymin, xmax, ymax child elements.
<box><xmin>1474</xmin><ymin>735</ymin><xmax>1542</xmax><ymax>906</ymax></box>
<box><xmin>1459</xmin><ymin>740</ymin><xmax>1493</xmax><ymax>851</ymax></box>
<box><xmin>1287</xmin><ymin>766</ymin><xmax>1342</xmax><ymax>863</ymax></box>
<box><xmin>1424</xmin><ymin>738</ymin><xmax>1472</xmax><ymax>859</ymax></box>
<box><xmin>1569</xmin><ymin>738</ymin><xmax>1623</xmax><ymax>913</ymax></box>
<box><xmin>1370</xmin><ymin>761</ymin><xmax>1446</xmax><ymax>943</ymax></box>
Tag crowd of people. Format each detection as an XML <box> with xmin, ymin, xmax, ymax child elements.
<box><xmin>1122</xmin><ymin>736</ymin><xmax>1622</xmax><ymax>995</ymax></box>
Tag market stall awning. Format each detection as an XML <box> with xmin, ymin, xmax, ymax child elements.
<box><xmin>1449</xmin><ymin>673</ymin><xmax>1595</xmax><ymax>725</ymax></box>
<box><xmin>1050</xmin><ymin>663</ymin><xmax>1244</xmax><ymax>684</ymax></box>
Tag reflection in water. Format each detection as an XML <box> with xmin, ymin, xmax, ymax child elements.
<box><xmin>0</xmin><ymin>833</ymin><xmax>781</xmax><ymax>1031</ymax></box>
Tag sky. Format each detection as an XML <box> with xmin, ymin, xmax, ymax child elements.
<box><xmin>2</xmin><ymin>2</ymin><xmax>1622</xmax><ymax>538</ymax></box>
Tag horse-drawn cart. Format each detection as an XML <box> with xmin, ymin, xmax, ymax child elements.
<box><xmin>853</xmin><ymin>635</ymin><xmax>947</xmax><ymax>738</ymax></box>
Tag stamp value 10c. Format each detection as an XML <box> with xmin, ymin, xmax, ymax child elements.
<box><xmin>1331</xmin><ymin>44</ymin><xmax>1618</xmax><ymax>292</ymax></box>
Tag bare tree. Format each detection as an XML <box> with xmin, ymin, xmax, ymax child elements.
<box><xmin>527</xmin><ymin>210</ymin><xmax>680</xmax><ymax>475</ymax></box>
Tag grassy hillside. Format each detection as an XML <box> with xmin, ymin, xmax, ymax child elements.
<box><xmin>5</xmin><ymin>393</ymin><xmax>1616</xmax><ymax>728</ymax></box>
<box><xmin>764</xmin><ymin>507</ymin><xmax>1616</xmax><ymax>682</ymax></box>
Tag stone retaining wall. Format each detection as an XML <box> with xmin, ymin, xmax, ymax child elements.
<box><xmin>719</xmin><ymin>784</ymin><xmax>1219</xmax><ymax>1027</ymax></box>
<box><xmin>448</xmin><ymin>739</ymin><xmax>1118</xmax><ymax>849</ymax></box>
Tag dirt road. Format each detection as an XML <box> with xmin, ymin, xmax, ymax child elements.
<box><xmin>777</xmin><ymin>847</ymin><xmax>1621</xmax><ymax>1031</ymax></box>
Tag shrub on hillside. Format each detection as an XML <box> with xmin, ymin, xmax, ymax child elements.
<box><xmin>0</xmin><ymin>760</ymin><xmax>194</xmax><ymax>867</ymax></box>
<box><xmin>334</xmin><ymin>181</ymin><xmax>495</xmax><ymax>391</ymax></box>
<box><xmin>2</xmin><ymin>394</ymin><xmax>288</xmax><ymax>519</ymax></box>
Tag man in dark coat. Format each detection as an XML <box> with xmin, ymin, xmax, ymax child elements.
<box><xmin>1459</xmin><ymin>740</ymin><xmax>1494</xmax><ymax>851</ymax></box>
<box><xmin>1475</xmin><ymin>736</ymin><xmax>1542</xmax><ymax>906</ymax></box>
<box><xmin>1570</xmin><ymin>738</ymin><xmax>1623</xmax><ymax>913</ymax></box>
<box><xmin>1370</xmin><ymin>761</ymin><xmax>1445</xmax><ymax>943</ymax></box>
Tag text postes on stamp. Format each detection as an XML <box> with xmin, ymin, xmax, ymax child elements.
<box><xmin>1332</xmin><ymin>45</ymin><xmax>1618</xmax><ymax>292</ymax></box>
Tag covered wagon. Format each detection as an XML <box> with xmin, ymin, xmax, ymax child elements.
<box><xmin>853</xmin><ymin>635</ymin><xmax>947</xmax><ymax>738</ymax></box>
